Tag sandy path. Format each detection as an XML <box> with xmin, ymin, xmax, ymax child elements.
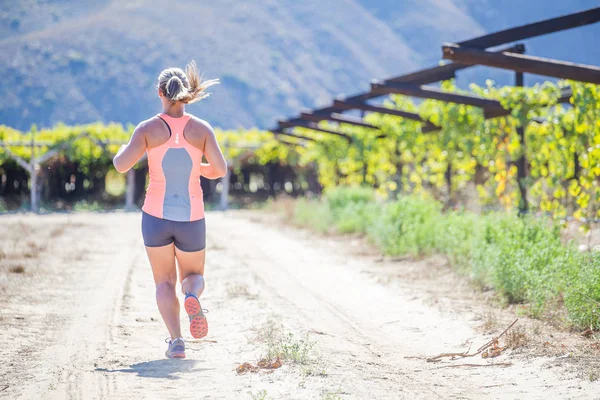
<box><xmin>0</xmin><ymin>211</ymin><xmax>598</xmax><ymax>399</ymax></box>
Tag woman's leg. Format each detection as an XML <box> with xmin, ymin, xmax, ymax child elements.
<box><xmin>173</xmin><ymin>218</ymin><xmax>207</xmax><ymax>297</ymax></box>
<box><xmin>146</xmin><ymin>244</ymin><xmax>182</xmax><ymax>340</ymax></box>
<box><xmin>176</xmin><ymin>247</ymin><xmax>206</xmax><ymax>297</ymax></box>
<box><xmin>176</xmin><ymin>247</ymin><xmax>208</xmax><ymax>338</ymax></box>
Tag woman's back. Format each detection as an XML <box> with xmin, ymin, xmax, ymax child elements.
<box><xmin>143</xmin><ymin>113</ymin><xmax>210</xmax><ymax>222</ymax></box>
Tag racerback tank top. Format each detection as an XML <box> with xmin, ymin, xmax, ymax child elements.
<box><xmin>142</xmin><ymin>113</ymin><xmax>205</xmax><ymax>222</ymax></box>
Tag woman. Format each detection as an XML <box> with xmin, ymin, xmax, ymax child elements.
<box><xmin>113</xmin><ymin>61</ymin><xmax>227</xmax><ymax>359</ymax></box>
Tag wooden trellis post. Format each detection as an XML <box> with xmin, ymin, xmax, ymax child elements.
<box><xmin>219</xmin><ymin>169</ymin><xmax>230</xmax><ymax>211</ymax></box>
<box><xmin>126</xmin><ymin>169</ymin><xmax>136</xmax><ymax>210</ymax></box>
<box><xmin>515</xmin><ymin>71</ymin><xmax>529</xmax><ymax>214</ymax></box>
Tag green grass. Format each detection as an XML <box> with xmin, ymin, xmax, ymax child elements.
<box><xmin>72</xmin><ymin>200</ymin><xmax>105</xmax><ymax>212</ymax></box>
<box><xmin>248</xmin><ymin>390</ymin><xmax>268</xmax><ymax>400</ymax></box>
<box><xmin>291</xmin><ymin>186</ymin><xmax>600</xmax><ymax>330</ymax></box>
<box><xmin>252</xmin><ymin>319</ymin><xmax>318</xmax><ymax>366</ymax></box>
<box><xmin>264</xmin><ymin>331</ymin><xmax>316</xmax><ymax>365</ymax></box>
<box><xmin>294</xmin><ymin>198</ymin><xmax>335</xmax><ymax>234</ymax></box>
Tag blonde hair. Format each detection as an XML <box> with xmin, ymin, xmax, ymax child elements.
<box><xmin>157</xmin><ymin>60</ymin><xmax>219</xmax><ymax>104</ymax></box>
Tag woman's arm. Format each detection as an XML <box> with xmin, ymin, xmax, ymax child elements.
<box><xmin>199</xmin><ymin>122</ymin><xmax>228</xmax><ymax>179</ymax></box>
<box><xmin>113</xmin><ymin>124</ymin><xmax>147</xmax><ymax>173</ymax></box>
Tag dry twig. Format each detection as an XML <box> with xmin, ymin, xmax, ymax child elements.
<box><xmin>426</xmin><ymin>319</ymin><xmax>518</xmax><ymax>362</ymax></box>
<box><xmin>430</xmin><ymin>362</ymin><xmax>513</xmax><ymax>370</ymax></box>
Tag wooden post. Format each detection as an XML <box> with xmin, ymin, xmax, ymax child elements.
<box><xmin>515</xmin><ymin>71</ymin><xmax>528</xmax><ymax>214</ymax></box>
<box><xmin>220</xmin><ymin>169</ymin><xmax>230</xmax><ymax>211</ymax></box>
<box><xmin>126</xmin><ymin>168</ymin><xmax>135</xmax><ymax>210</ymax></box>
<box><xmin>30</xmin><ymin>130</ymin><xmax>38</xmax><ymax>213</ymax></box>
<box><xmin>394</xmin><ymin>144</ymin><xmax>403</xmax><ymax>194</ymax></box>
<box><xmin>445</xmin><ymin>160</ymin><xmax>452</xmax><ymax>205</ymax></box>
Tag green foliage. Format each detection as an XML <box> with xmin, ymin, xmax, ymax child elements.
<box><xmin>367</xmin><ymin>195</ymin><xmax>441</xmax><ymax>256</ymax></box>
<box><xmin>279</xmin><ymin>80</ymin><xmax>600</xmax><ymax>226</ymax></box>
<box><xmin>293</xmin><ymin>187</ymin><xmax>600</xmax><ymax>329</ymax></box>
<box><xmin>293</xmin><ymin>198</ymin><xmax>335</xmax><ymax>234</ymax></box>
<box><xmin>564</xmin><ymin>251</ymin><xmax>600</xmax><ymax>329</ymax></box>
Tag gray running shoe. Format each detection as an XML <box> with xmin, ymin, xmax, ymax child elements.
<box><xmin>165</xmin><ymin>337</ymin><xmax>185</xmax><ymax>358</ymax></box>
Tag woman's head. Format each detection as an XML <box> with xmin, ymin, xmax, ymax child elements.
<box><xmin>157</xmin><ymin>61</ymin><xmax>219</xmax><ymax>104</ymax></box>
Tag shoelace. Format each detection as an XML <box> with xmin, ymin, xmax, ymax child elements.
<box><xmin>165</xmin><ymin>337</ymin><xmax>185</xmax><ymax>344</ymax></box>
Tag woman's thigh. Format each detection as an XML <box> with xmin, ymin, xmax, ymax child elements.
<box><xmin>175</xmin><ymin>247</ymin><xmax>206</xmax><ymax>281</ymax></box>
<box><xmin>172</xmin><ymin>218</ymin><xmax>207</xmax><ymax>280</ymax></box>
<box><xmin>146</xmin><ymin>244</ymin><xmax>177</xmax><ymax>285</ymax></box>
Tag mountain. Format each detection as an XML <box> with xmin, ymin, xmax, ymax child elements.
<box><xmin>0</xmin><ymin>0</ymin><xmax>598</xmax><ymax>131</ymax></box>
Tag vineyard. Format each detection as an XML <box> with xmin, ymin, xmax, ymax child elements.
<box><xmin>0</xmin><ymin>124</ymin><xmax>316</xmax><ymax>211</ymax></box>
<box><xmin>1</xmin><ymin>79</ymin><xmax>599</xmax><ymax>222</ymax></box>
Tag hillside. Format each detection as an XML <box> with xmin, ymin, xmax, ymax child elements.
<box><xmin>0</xmin><ymin>0</ymin><xmax>598</xmax><ymax>131</ymax></box>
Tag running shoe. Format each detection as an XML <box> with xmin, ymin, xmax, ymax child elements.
<box><xmin>184</xmin><ymin>293</ymin><xmax>208</xmax><ymax>339</ymax></box>
<box><xmin>165</xmin><ymin>337</ymin><xmax>186</xmax><ymax>359</ymax></box>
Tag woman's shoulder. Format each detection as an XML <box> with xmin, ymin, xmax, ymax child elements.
<box><xmin>135</xmin><ymin>115</ymin><xmax>164</xmax><ymax>133</ymax></box>
<box><xmin>186</xmin><ymin>114</ymin><xmax>215</xmax><ymax>135</ymax></box>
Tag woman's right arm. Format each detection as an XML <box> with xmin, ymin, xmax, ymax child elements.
<box><xmin>113</xmin><ymin>123</ymin><xmax>147</xmax><ymax>173</ymax></box>
<box><xmin>199</xmin><ymin>121</ymin><xmax>228</xmax><ymax>179</ymax></box>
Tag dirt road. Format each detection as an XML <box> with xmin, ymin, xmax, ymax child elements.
<box><xmin>0</xmin><ymin>211</ymin><xmax>598</xmax><ymax>399</ymax></box>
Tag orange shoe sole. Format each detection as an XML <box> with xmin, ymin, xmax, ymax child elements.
<box><xmin>185</xmin><ymin>295</ymin><xmax>208</xmax><ymax>339</ymax></box>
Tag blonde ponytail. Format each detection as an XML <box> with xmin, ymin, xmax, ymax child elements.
<box><xmin>157</xmin><ymin>60</ymin><xmax>219</xmax><ymax>104</ymax></box>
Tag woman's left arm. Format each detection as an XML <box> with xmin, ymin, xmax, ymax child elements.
<box><xmin>113</xmin><ymin>124</ymin><xmax>147</xmax><ymax>173</ymax></box>
<box><xmin>199</xmin><ymin>121</ymin><xmax>228</xmax><ymax>179</ymax></box>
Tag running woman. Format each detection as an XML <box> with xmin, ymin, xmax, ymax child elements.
<box><xmin>113</xmin><ymin>61</ymin><xmax>227</xmax><ymax>359</ymax></box>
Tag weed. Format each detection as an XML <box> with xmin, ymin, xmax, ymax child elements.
<box><xmin>301</xmin><ymin>365</ymin><xmax>327</xmax><ymax>377</ymax></box>
<box><xmin>251</xmin><ymin>319</ymin><xmax>317</xmax><ymax>366</ymax></box>
<box><xmin>248</xmin><ymin>390</ymin><xmax>268</xmax><ymax>400</ymax></box>
<box><xmin>321</xmin><ymin>387</ymin><xmax>343</xmax><ymax>400</ymax></box>
<box><xmin>265</xmin><ymin>332</ymin><xmax>315</xmax><ymax>365</ymax></box>
<box><xmin>227</xmin><ymin>284</ymin><xmax>255</xmax><ymax>299</ymax></box>
<box><xmin>505</xmin><ymin>327</ymin><xmax>529</xmax><ymax>349</ymax></box>
<box><xmin>250</xmin><ymin>319</ymin><xmax>283</xmax><ymax>345</ymax></box>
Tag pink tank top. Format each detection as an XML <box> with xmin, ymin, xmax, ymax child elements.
<box><xmin>142</xmin><ymin>113</ymin><xmax>205</xmax><ymax>221</ymax></box>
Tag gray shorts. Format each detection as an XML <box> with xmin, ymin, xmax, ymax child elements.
<box><xmin>142</xmin><ymin>212</ymin><xmax>206</xmax><ymax>252</ymax></box>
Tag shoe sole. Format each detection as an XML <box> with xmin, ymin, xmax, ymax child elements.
<box><xmin>166</xmin><ymin>352</ymin><xmax>186</xmax><ymax>359</ymax></box>
<box><xmin>185</xmin><ymin>295</ymin><xmax>208</xmax><ymax>339</ymax></box>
